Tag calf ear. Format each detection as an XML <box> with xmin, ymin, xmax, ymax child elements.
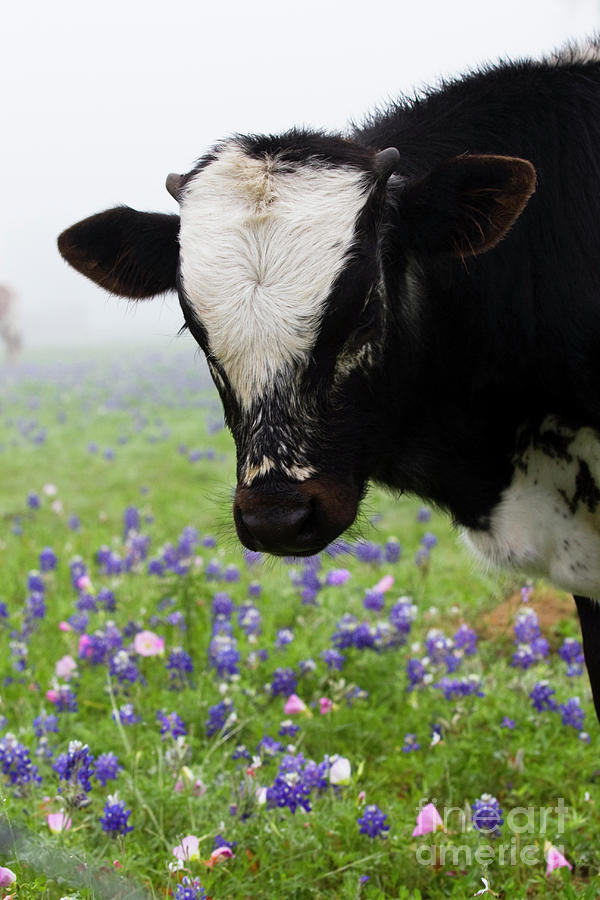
<box><xmin>395</xmin><ymin>154</ymin><xmax>536</xmax><ymax>258</ymax></box>
<box><xmin>58</xmin><ymin>206</ymin><xmax>180</xmax><ymax>299</ymax></box>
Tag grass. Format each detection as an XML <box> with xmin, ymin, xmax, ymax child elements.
<box><xmin>0</xmin><ymin>345</ymin><xmax>599</xmax><ymax>899</ymax></box>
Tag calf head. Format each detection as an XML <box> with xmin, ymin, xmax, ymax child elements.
<box><xmin>58</xmin><ymin>132</ymin><xmax>535</xmax><ymax>555</ymax></box>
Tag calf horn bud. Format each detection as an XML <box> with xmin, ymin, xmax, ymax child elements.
<box><xmin>374</xmin><ymin>147</ymin><xmax>400</xmax><ymax>180</ymax></box>
<box><xmin>166</xmin><ymin>173</ymin><xmax>185</xmax><ymax>201</ymax></box>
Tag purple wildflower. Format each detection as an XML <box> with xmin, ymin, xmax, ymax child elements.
<box><xmin>529</xmin><ymin>681</ymin><xmax>557</xmax><ymax>712</ymax></box>
<box><xmin>357</xmin><ymin>805</ymin><xmax>390</xmax><ymax>838</ymax></box>
<box><xmin>559</xmin><ymin>697</ymin><xmax>585</xmax><ymax>730</ymax></box>
<box><xmin>157</xmin><ymin>710</ymin><xmax>187</xmax><ymax>739</ymax></box>
<box><xmin>95</xmin><ymin>752</ymin><xmax>122</xmax><ymax>786</ymax></box>
<box><xmin>100</xmin><ymin>793</ymin><xmax>133</xmax><ymax>835</ymax></box>
<box><xmin>472</xmin><ymin>794</ymin><xmax>503</xmax><ymax>834</ymax></box>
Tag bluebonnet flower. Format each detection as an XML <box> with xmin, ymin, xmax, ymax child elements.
<box><xmin>425</xmin><ymin>629</ymin><xmax>453</xmax><ymax>664</ymax></box>
<box><xmin>208</xmin><ymin>629</ymin><xmax>240</xmax><ymax>678</ymax></box>
<box><xmin>270</xmin><ymin>667</ymin><xmax>298</xmax><ymax>697</ymax></box>
<box><xmin>511</xmin><ymin>644</ymin><xmax>536</xmax><ymax>669</ymax></box>
<box><xmin>157</xmin><ymin>710</ymin><xmax>187</xmax><ymax>739</ymax></box>
<box><xmin>529</xmin><ymin>681</ymin><xmax>557</xmax><ymax>712</ymax></box>
<box><xmin>402</xmin><ymin>733</ymin><xmax>420</xmax><ymax>752</ymax></box>
<box><xmin>27</xmin><ymin>492</ymin><xmax>40</xmax><ymax>509</ymax></box>
<box><xmin>559</xmin><ymin>697</ymin><xmax>585</xmax><ymax>730</ymax></box>
<box><xmin>384</xmin><ymin>539</ymin><xmax>402</xmax><ymax>563</ymax></box>
<box><xmin>27</xmin><ymin>571</ymin><xmax>45</xmax><ymax>593</ymax></box>
<box><xmin>357</xmin><ymin>805</ymin><xmax>390</xmax><ymax>838</ymax></box>
<box><xmin>212</xmin><ymin>592</ymin><xmax>234</xmax><ymax>618</ymax></box>
<box><xmin>100</xmin><ymin>793</ymin><xmax>133</xmax><ymax>835</ymax></box>
<box><xmin>406</xmin><ymin>658</ymin><xmax>429</xmax><ymax>690</ymax></box>
<box><xmin>421</xmin><ymin>532</ymin><xmax>438</xmax><ymax>550</ymax></box>
<box><xmin>389</xmin><ymin>598</ymin><xmax>416</xmax><ymax>636</ymax></box>
<box><xmin>109</xmin><ymin>650</ymin><xmax>140</xmax><ymax>684</ymax></box>
<box><xmin>213</xmin><ymin>833</ymin><xmax>237</xmax><ymax>852</ymax></box>
<box><xmin>453</xmin><ymin>624</ymin><xmax>478</xmax><ymax>655</ymax></box>
<box><xmin>53</xmin><ymin>741</ymin><xmax>95</xmax><ymax>800</ymax></box>
<box><xmin>69</xmin><ymin>558</ymin><xmax>87</xmax><ymax>590</ymax></box>
<box><xmin>167</xmin><ymin>648</ymin><xmax>194</xmax><ymax>688</ymax></box>
<box><xmin>248</xmin><ymin>582</ymin><xmax>262</xmax><ymax>597</ymax></box>
<box><xmin>500</xmin><ymin>717</ymin><xmax>515</xmax><ymax>729</ymax></box>
<box><xmin>275</xmin><ymin>628</ymin><xmax>294</xmax><ymax>649</ymax></box>
<box><xmin>434</xmin><ymin>675</ymin><xmax>484</xmax><ymax>700</ymax></box>
<box><xmin>0</xmin><ymin>733</ymin><xmax>42</xmax><ymax>788</ymax></box>
<box><xmin>97</xmin><ymin>587</ymin><xmax>117</xmax><ymax>612</ymax></box>
<box><xmin>224</xmin><ymin>564</ymin><xmax>241</xmax><ymax>583</ymax></box>
<box><xmin>67</xmin><ymin>514</ymin><xmax>80</xmax><ymax>531</ymax></box>
<box><xmin>238</xmin><ymin>604</ymin><xmax>261</xmax><ymax>636</ymax></box>
<box><xmin>206</xmin><ymin>698</ymin><xmax>236</xmax><ymax>738</ymax></box>
<box><xmin>325</xmin><ymin>569</ymin><xmax>351</xmax><ymax>586</ymax></box>
<box><xmin>559</xmin><ymin>638</ymin><xmax>585</xmax><ymax>676</ymax></box>
<box><xmin>95</xmin><ymin>752</ymin><xmax>122</xmax><ymax>786</ymax></box>
<box><xmin>472</xmin><ymin>794</ymin><xmax>503</xmax><ymax>834</ymax></box>
<box><xmin>278</xmin><ymin>719</ymin><xmax>300</xmax><ymax>738</ymax></box>
<box><xmin>39</xmin><ymin>547</ymin><xmax>57</xmax><ymax>572</ymax></box>
<box><xmin>33</xmin><ymin>711</ymin><xmax>59</xmax><ymax>737</ymax></box>
<box><xmin>258</xmin><ymin>735</ymin><xmax>284</xmax><ymax>759</ymax></box>
<box><xmin>363</xmin><ymin>589</ymin><xmax>385</xmax><ymax>612</ymax></box>
<box><xmin>175</xmin><ymin>878</ymin><xmax>206</xmax><ymax>900</ymax></box>
<box><xmin>298</xmin><ymin>658</ymin><xmax>317</xmax><ymax>676</ymax></box>
<box><xmin>514</xmin><ymin>609</ymin><xmax>541</xmax><ymax>644</ymax></box>
<box><xmin>76</xmin><ymin>592</ymin><xmax>97</xmax><ymax>613</ymax></box>
<box><xmin>243</xmin><ymin>549</ymin><xmax>263</xmax><ymax>567</ymax></box>
<box><xmin>123</xmin><ymin>506</ymin><xmax>140</xmax><ymax>537</ymax></box>
<box><xmin>54</xmin><ymin>685</ymin><xmax>78</xmax><ymax>713</ymax></box>
<box><xmin>266</xmin><ymin>770</ymin><xmax>312</xmax><ymax>813</ymax></box>
<box><xmin>320</xmin><ymin>649</ymin><xmax>345</xmax><ymax>671</ymax></box>
<box><xmin>113</xmin><ymin>703</ymin><xmax>140</xmax><ymax>726</ymax></box>
<box><xmin>355</xmin><ymin>541</ymin><xmax>383</xmax><ymax>564</ymax></box>
<box><xmin>0</xmin><ymin>602</ymin><xmax>8</xmax><ymax>621</ymax></box>
<box><xmin>232</xmin><ymin>745</ymin><xmax>251</xmax><ymax>761</ymax></box>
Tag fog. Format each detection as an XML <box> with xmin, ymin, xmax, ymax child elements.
<box><xmin>2</xmin><ymin>0</ymin><xmax>598</xmax><ymax>348</ymax></box>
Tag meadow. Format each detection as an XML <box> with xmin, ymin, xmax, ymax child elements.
<box><xmin>0</xmin><ymin>344</ymin><xmax>599</xmax><ymax>900</ymax></box>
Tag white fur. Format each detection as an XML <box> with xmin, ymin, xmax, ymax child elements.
<box><xmin>178</xmin><ymin>142</ymin><xmax>370</xmax><ymax>410</ymax></box>
<box><xmin>463</xmin><ymin>417</ymin><xmax>600</xmax><ymax>595</ymax></box>
<box><xmin>547</xmin><ymin>36</ymin><xmax>600</xmax><ymax>66</ymax></box>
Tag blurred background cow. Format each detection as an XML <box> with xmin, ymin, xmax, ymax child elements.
<box><xmin>0</xmin><ymin>285</ymin><xmax>22</xmax><ymax>363</ymax></box>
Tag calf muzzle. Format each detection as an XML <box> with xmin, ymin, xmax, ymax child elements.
<box><xmin>234</xmin><ymin>476</ymin><xmax>359</xmax><ymax>556</ymax></box>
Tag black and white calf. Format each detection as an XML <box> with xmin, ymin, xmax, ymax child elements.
<box><xmin>59</xmin><ymin>41</ymin><xmax>600</xmax><ymax>720</ymax></box>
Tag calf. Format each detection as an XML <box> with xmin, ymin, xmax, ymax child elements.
<box><xmin>58</xmin><ymin>40</ymin><xmax>600</xmax><ymax>720</ymax></box>
<box><xmin>0</xmin><ymin>285</ymin><xmax>22</xmax><ymax>363</ymax></box>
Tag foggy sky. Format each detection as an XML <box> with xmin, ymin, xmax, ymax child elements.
<box><xmin>2</xmin><ymin>0</ymin><xmax>599</xmax><ymax>347</ymax></box>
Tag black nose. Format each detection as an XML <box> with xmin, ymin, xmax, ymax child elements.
<box><xmin>234</xmin><ymin>489</ymin><xmax>318</xmax><ymax>556</ymax></box>
<box><xmin>233</xmin><ymin>477</ymin><xmax>360</xmax><ymax>557</ymax></box>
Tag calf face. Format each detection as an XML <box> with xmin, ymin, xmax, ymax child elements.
<box><xmin>58</xmin><ymin>133</ymin><xmax>535</xmax><ymax>555</ymax></box>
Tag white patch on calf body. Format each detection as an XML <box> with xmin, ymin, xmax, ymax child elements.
<box><xmin>463</xmin><ymin>417</ymin><xmax>600</xmax><ymax>595</ymax></box>
<box><xmin>178</xmin><ymin>143</ymin><xmax>370</xmax><ymax>410</ymax></box>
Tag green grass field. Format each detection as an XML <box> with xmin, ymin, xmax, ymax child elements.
<box><xmin>0</xmin><ymin>346</ymin><xmax>599</xmax><ymax>900</ymax></box>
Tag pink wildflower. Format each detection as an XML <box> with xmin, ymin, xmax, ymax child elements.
<box><xmin>55</xmin><ymin>655</ymin><xmax>77</xmax><ymax>680</ymax></box>
<box><xmin>58</xmin><ymin>621</ymin><xmax>72</xmax><ymax>633</ymax></box>
<box><xmin>76</xmin><ymin>575</ymin><xmax>93</xmax><ymax>592</ymax></box>
<box><xmin>319</xmin><ymin>697</ymin><xmax>333</xmax><ymax>715</ymax></box>
<box><xmin>79</xmin><ymin>634</ymin><xmax>92</xmax><ymax>657</ymax></box>
<box><xmin>284</xmin><ymin>694</ymin><xmax>308</xmax><ymax>715</ymax></box>
<box><xmin>133</xmin><ymin>630</ymin><xmax>164</xmax><ymax>657</ymax></box>
<box><xmin>47</xmin><ymin>810</ymin><xmax>72</xmax><ymax>834</ymax></box>
<box><xmin>412</xmin><ymin>802</ymin><xmax>444</xmax><ymax>836</ymax></box>
<box><xmin>373</xmin><ymin>574</ymin><xmax>394</xmax><ymax>593</ymax></box>
<box><xmin>172</xmin><ymin>835</ymin><xmax>200</xmax><ymax>861</ymax></box>
<box><xmin>0</xmin><ymin>867</ymin><xmax>16</xmax><ymax>888</ymax></box>
<box><xmin>45</xmin><ymin>689</ymin><xmax>59</xmax><ymax>704</ymax></box>
<box><xmin>545</xmin><ymin>841</ymin><xmax>573</xmax><ymax>875</ymax></box>
<box><xmin>204</xmin><ymin>846</ymin><xmax>234</xmax><ymax>868</ymax></box>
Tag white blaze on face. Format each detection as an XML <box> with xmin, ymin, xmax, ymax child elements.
<box><xmin>178</xmin><ymin>143</ymin><xmax>370</xmax><ymax>409</ymax></box>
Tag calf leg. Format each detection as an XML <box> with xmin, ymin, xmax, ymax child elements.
<box><xmin>574</xmin><ymin>595</ymin><xmax>600</xmax><ymax>725</ymax></box>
